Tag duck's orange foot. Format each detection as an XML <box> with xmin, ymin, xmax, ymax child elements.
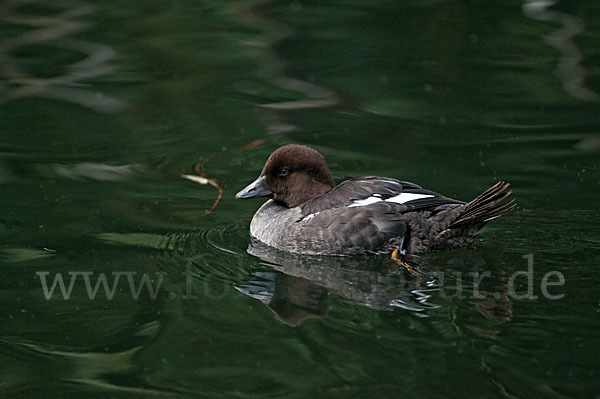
<box><xmin>391</xmin><ymin>249</ymin><xmax>422</xmax><ymax>277</ymax></box>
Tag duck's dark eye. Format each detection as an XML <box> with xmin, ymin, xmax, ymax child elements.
<box><xmin>277</xmin><ymin>167</ymin><xmax>290</xmax><ymax>178</ymax></box>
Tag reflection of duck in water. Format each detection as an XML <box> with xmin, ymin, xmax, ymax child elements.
<box><xmin>238</xmin><ymin>272</ymin><xmax>329</xmax><ymax>327</ymax></box>
<box><xmin>237</xmin><ymin>242</ymin><xmax>514</xmax><ymax>330</ymax></box>
<box><xmin>236</xmin><ymin>144</ymin><xmax>515</xmax><ymax>273</ymax></box>
<box><xmin>235</xmin><ymin>241</ymin><xmax>439</xmax><ymax>326</ymax></box>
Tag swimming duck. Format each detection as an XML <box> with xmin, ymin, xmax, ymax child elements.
<box><xmin>236</xmin><ymin>144</ymin><xmax>515</xmax><ymax>271</ymax></box>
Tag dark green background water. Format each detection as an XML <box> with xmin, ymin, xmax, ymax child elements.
<box><xmin>1</xmin><ymin>0</ymin><xmax>599</xmax><ymax>397</ymax></box>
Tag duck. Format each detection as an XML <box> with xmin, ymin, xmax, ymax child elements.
<box><xmin>236</xmin><ymin>144</ymin><xmax>515</xmax><ymax>272</ymax></box>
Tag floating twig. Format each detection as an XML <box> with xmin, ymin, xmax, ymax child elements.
<box><xmin>182</xmin><ymin>139</ymin><xmax>266</xmax><ymax>217</ymax></box>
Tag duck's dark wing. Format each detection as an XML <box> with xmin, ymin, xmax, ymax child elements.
<box><xmin>294</xmin><ymin>177</ymin><xmax>466</xmax><ymax>254</ymax></box>
<box><xmin>298</xmin><ymin>201</ymin><xmax>410</xmax><ymax>254</ymax></box>
<box><xmin>300</xmin><ymin>176</ymin><xmax>463</xmax><ymax>216</ymax></box>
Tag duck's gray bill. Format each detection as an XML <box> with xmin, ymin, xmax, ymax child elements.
<box><xmin>235</xmin><ymin>175</ymin><xmax>273</xmax><ymax>199</ymax></box>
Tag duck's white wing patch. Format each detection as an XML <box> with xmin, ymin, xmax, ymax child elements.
<box><xmin>301</xmin><ymin>211</ymin><xmax>320</xmax><ymax>221</ymax></box>
<box><xmin>348</xmin><ymin>196</ymin><xmax>383</xmax><ymax>207</ymax></box>
<box><xmin>347</xmin><ymin>192</ymin><xmax>434</xmax><ymax>208</ymax></box>
<box><xmin>386</xmin><ymin>193</ymin><xmax>434</xmax><ymax>204</ymax></box>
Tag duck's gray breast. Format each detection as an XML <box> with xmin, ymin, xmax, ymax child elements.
<box><xmin>250</xmin><ymin>200</ymin><xmax>305</xmax><ymax>252</ymax></box>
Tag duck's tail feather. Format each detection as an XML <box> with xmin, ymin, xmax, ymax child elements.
<box><xmin>449</xmin><ymin>181</ymin><xmax>516</xmax><ymax>229</ymax></box>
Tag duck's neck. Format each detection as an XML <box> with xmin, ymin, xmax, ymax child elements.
<box><xmin>283</xmin><ymin>174</ymin><xmax>333</xmax><ymax>208</ymax></box>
